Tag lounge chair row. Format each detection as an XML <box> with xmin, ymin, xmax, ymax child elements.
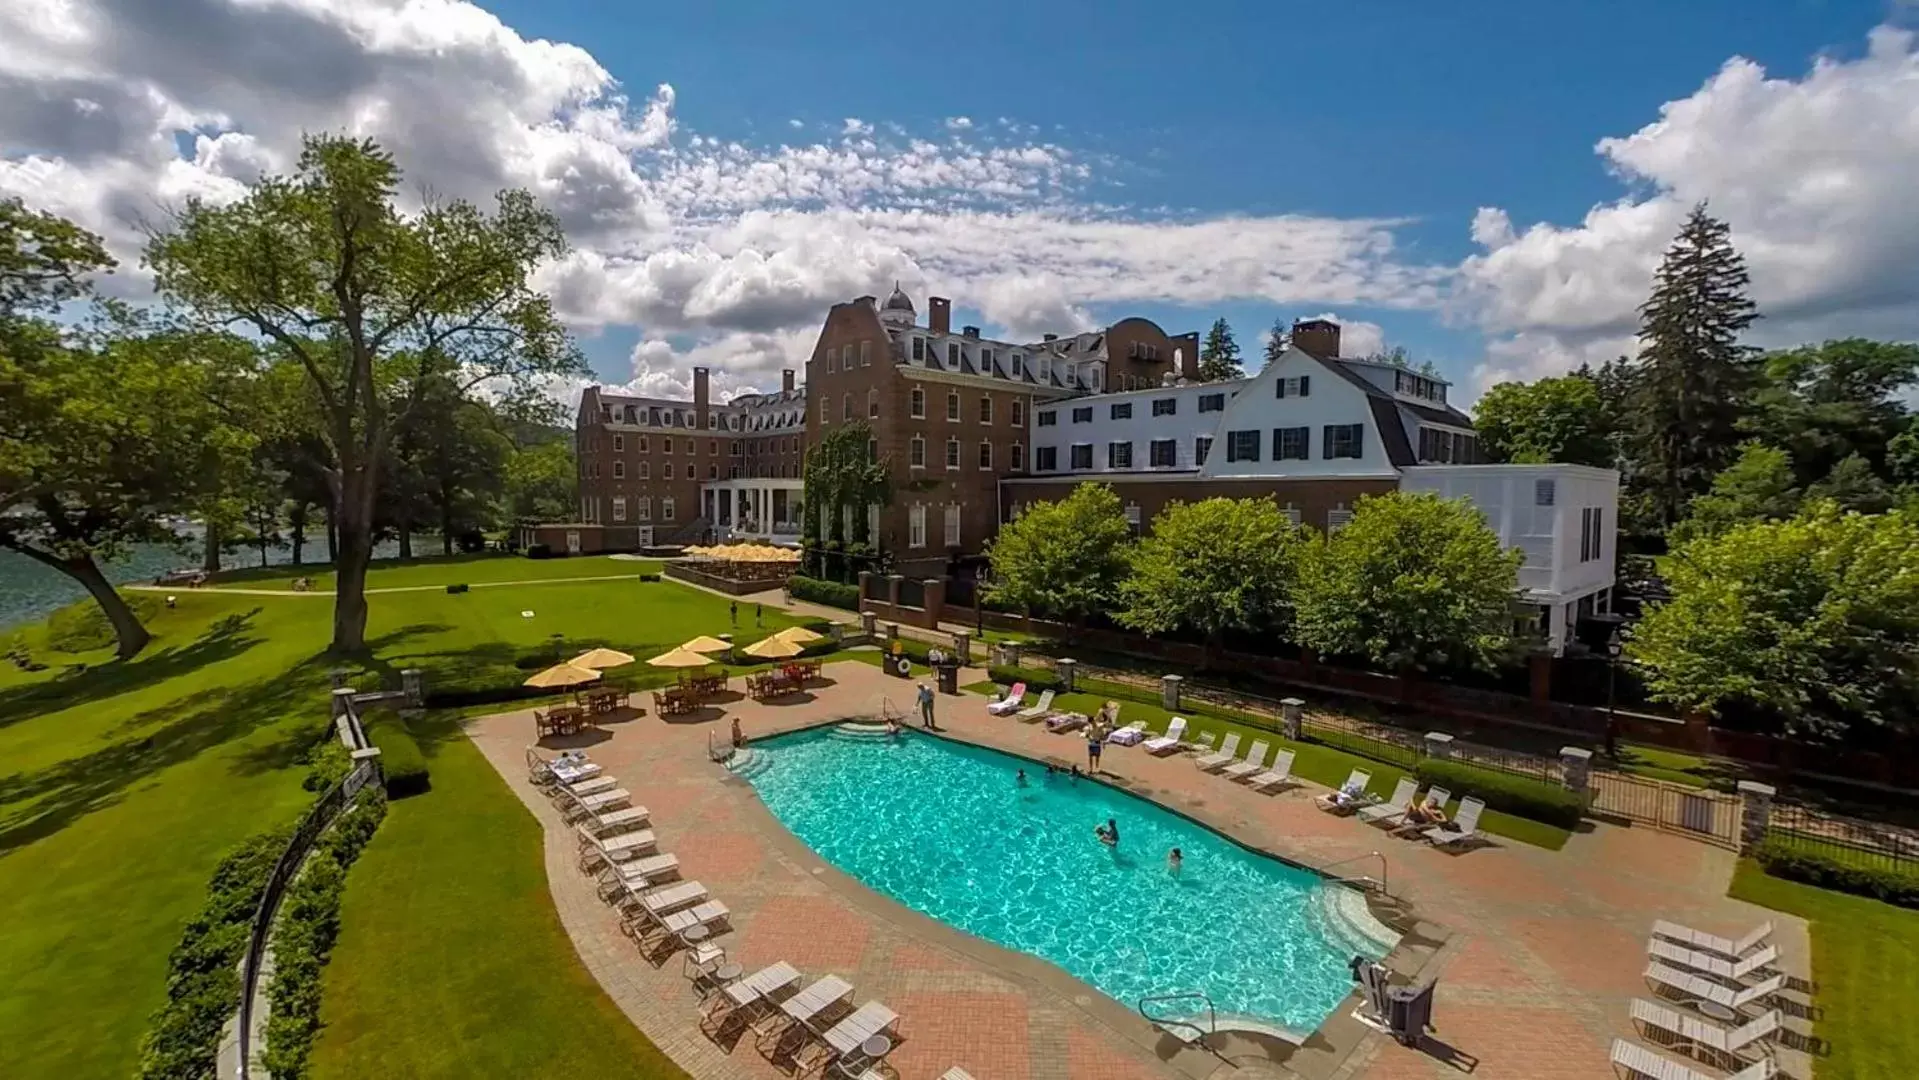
<box><xmin>699</xmin><ymin>961</ymin><xmax>903</xmax><ymax>1078</ymax></box>
<box><xmin>1620</xmin><ymin>918</ymin><xmax>1788</xmax><ymax>1078</ymax></box>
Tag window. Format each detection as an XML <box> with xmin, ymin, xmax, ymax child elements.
<box><xmin>868</xmin><ymin>388</ymin><xmax>879</xmax><ymax>419</ymax></box>
<box><xmin>1149</xmin><ymin>439</ymin><xmax>1176</xmax><ymax>467</ymax></box>
<box><xmin>1279</xmin><ymin>502</ymin><xmax>1302</xmax><ymax>526</ymax></box>
<box><xmin>979</xmin><ymin>396</ymin><xmax>993</xmax><ymax>424</ymax></box>
<box><xmin>1323</xmin><ymin>424</ymin><xmax>1364</xmax><ymax>459</ymax></box>
<box><xmin>820</xmin><ymin>399</ymin><xmax>829</xmax><ymax>423</ymax></box>
<box><xmin>1011</xmin><ymin>353</ymin><xmax>1024</xmax><ymax>377</ymax></box>
<box><xmin>1581</xmin><ymin>506</ymin><xmax>1605</xmax><ymax>563</ymax></box>
<box><xmin>947</xmin><ymin>343</ymin><xmax>960</xmax><ymax>367</ymax></box>
<box><xmin>910</xmin><ymin>387</ymin><xmax>925</xmax><ymax>418</ymax></box>
<box><xmin>1152</xmin><ymin>397</ymin><xmax>1177</xmax><ymax>416</ymax></box>
<box><xmin>611</xmin><ymin>497</ymin><xmax>626</xmax><ymax>521</ymax></box>
<box><xmin>1535</xmin><ymin>479</ymin><xmax>1556</xmax><ymax>506</ymax></box>
<box><xmin>842</xmin><ymin>504</ymin><xmax>855</xmax><ymax>542</ymax></box>
<box><xmin>1275</xmin><ymin>375</ymin><xmax>1311</xmax><ymax>399</ymax></box>
<box><xmin>708</xmin><ymin>440</ymin><xmax>717</xmax><ymax>456</ymax></box>
<box><xmin>638</xmin><ymin>462</ymin><xmax>650</xmax><ymax>479</ymax></box>
<box><xmin>611</xmin><ymin>460</ymin><xmax>625</xmax><ymax>479</ymax></box>
<box><xmin>1275</xmin><ymin>426</ymin><xmax>1311</xmax><ymax>460</ymax></box>
<box><xmin>909</xmin><ymin>435</ymin><xmax>925</xmax><ymax>468</ymax></box>
<box><xmin>826</xmin><ymin>348</ymin><xmax>836</xmax><ymax>374</ymax></box>
<box><xmin>1226</xmin><ymin>429</ymin><xmax>1262</xmax><ymax>463</ymax></box>
<box><xmin>1038</xmin><ymin>356</ymin><xmax>1052</xmax><ymax>382</ymax></box>
<box><xmin>662</xmin><ymin>462</ymin><xmax>674</xmax><ymax>480</ymax></box>
<box><xmin>612</xmin><ymin>434</ymin><xmax>624</xmax><ymax>452</ymax></box>
<box><xmin>946</xmin><ymin>391</ymin><xmax>961</xmax><ymax>421</ymax></box>
<box><xmin>945</xmin><ymin>437</ymin><xmax>961</xmax><ymax>469</ymax></box>
<box><xmin>1069</xmin><ymin>443</ymin><xmax>1093</xmax><ymax>470</ymax></box>
<box><xmin>1195</xmin><ymin>436</ymin><xmax>1213</xmax><ymax>465</ymax></box>
<box><xmin>859</xmin><ymin>340</ymin><xmax>870</xmax><ymax>367</ymax></box>
<box><xmin>978</xmin><ymin>441</ymin><xmax>993</xmax><ymax>470</ymax></box>
<box><xmin>981</xmin><ymin>347</ymin><xmax>995</xmax><ymax>370</ymax></box>
<box><xmin>1124</xmin><ymin>502</ymin><xmax>1142</xmax><ymax>535</ymax></box>
<box><xmin>1036</xmin><ymin>445</ymin><xmax>1058</xmax><ymax>471</ymax></box>
<box><xmin>1009</xmin><ymin>442</ymin><xmax>1023</xmax><ymax>471</ymax></box>
<box><xmin>637</xmin><ymin>497</ymin><xmax>652</xmax><ymax>521</ymax></box>
<box><xmin>1071</xmin><ymin>406</ymin><xmax>1093</xmax><ymax>423</ymax></box>
<box><xmin>708</xmin><ymin>465</ymin><xmax>718</xmax><ymax>479</ymax></box>
<box><xmin>943</xmin><ymin>504</ymin><xmax>961</xmax><ymax>546</ymax></box>
<box><xmin>664</xmin><ymin>437</ymin><xmax>674</xmax><ymax>454</ymax></box>
<box><xmin>911</xmin><ymin>337</ymin><xmax>925</xmax><ymax>361</ymax></box>
<box><xmin>662</xmin><ymin>496</ymin><xmax>676</xmax><ymax>521</ymax></box>
<box><xmin>1198</xmin><ymin>392</ymin><xmax>1225</xmax><ymax>413</ymax></box>
<box><xmin>637</xmin><ymin>436</ymin><xmax>648</xmax><ymax>452</ymax></box>
<box><xmin>1110</xmin><ymin>402</ymin><xmax>1133</xmax><ymax>420</ymax></box>
<box><xmin>842</xmin><ymin>344</ymin><xmax>855</xmax><ymax>369</ymax></box>
<box><xmin>1107</xmin><ymin>441</ymin><xmax>1133</xmax><ymax>469</ymax></box>
<box><xmin>1037</xmin><ymin>410</ymin><xmax>1058</xmax><ymax>427</ymax></box>
<box><xmin>842</xmin><ymin>394</ymin><xmax>852</xmax><ymax>422</ymax></box>
<box><xmin>1010</xmin><ymin>400</ymin><xmax>1024</xmax><ymax>427</ymax></box>
<box><xmin>1327</xmin><ymin>506</ymin><xmax>1354</xmax><ymax>532</ymax></box>
<box><xmin>868</xmin><ymin>504</ymin><xmax>881</xmax><ymax>546</ymax></box>
<box><xmin>732</xmin><ymin>440</ymin><xmax>742</xmax><ymax>457</ymax></box>
<box><xmin>909</xmin><ymin>505</ymin><xmax>927</xmax><ymax>548</ymax></box>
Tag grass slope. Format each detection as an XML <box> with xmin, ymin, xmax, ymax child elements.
<box><xmin>1728</xmin><ymin>860</ymin><xmax>1919</xmax><ymax>1079</ymax></box>
<box><xmin>310</xmin><ymin>724</ymin><xmax>688</xmax><ymax>1078</ymax></box>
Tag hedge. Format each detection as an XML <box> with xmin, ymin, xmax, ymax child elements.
<box><xmin>788</xmin><ymin>574</ymin><xmax>860</xmax><ymax>611</ymax></box>
<box><xmin>1757</xmin><ymin>837</ymin><xmax>1919</xmax><ymax>908</ymax></box>
<box><xmin>364</xmin><ymin>712</ymin><xmax>430</xmax><ymax>798</ymax></box>
<box><xmin>988</xmin><ymin>664</ymin><xmax>1063</xmax><ymax>692</ymax></box>
<box><xmin>1414</xmin><ymin>758</ymin><xmax>1585</xmax><ymax>829</ymax></box>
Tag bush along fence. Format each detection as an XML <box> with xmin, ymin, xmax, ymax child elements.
<box><xmin>1759</xmin><ymin>799</ymin><xmax>1919</xmax><ymax>908</ymax></box>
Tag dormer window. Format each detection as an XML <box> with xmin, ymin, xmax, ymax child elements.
<box><xmin>1011</xmin><ymin>353</ymin><xmax>1024</xmax><ymax>377</ymax></box>
<box><xmin>911</xmin><ymin>337</ymin><xmax>924</xmax><ymax>362</ymax></box>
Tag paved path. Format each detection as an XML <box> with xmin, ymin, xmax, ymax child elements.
<box><xmin>466</xmin><ymin>662</ymin><xmax>1815</xmax><ymax>1080</ymax></box>
<box><xmin>126</xmin><ymin>571</ymin><xmax>655</xmax><ymax>598</ymax></box>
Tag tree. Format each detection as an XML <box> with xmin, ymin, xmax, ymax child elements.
<box><xmin>801</xmin><ymin>420</ymin><xmax>889</xmax><ymax>579</ymax></box>
<box><xmin>1670</xmin><ymin>442</ymin><xmax>1802</xmax><ymax>545</ymax></box>
<box><xmin>1117</xmin><ymin>498</ymin><xmax>1307</xmax><ymax>651</ymax></box>
<box><xmin>1629</xmin><ymin>502</ymin><xmax>1919</xmax><ymax>741</ymax></box>
<box><xmin>1261</xmin><ymin>317</ymin><xmax>1288</xmax><ymax>369</ymax></box>
<box><xmin>504</xmin><ymin>440</ymin><xmax>576</xmax><ymax>525</ymax></box>
<box><xmin>1197</xmin><ymin>318</ymin><xmax>1242</xmax><ymax>381</ymax></box>
<box><xmin>1808</xmin><ymin>453</ymin><xmax>1896</xmax><ymax>515</ymax></box>
<box><xmin>0</xmin><ymin>196</ymin><xmax>111</xmax><ymax>317</ymax></box>
<box><xmin>1293</xmin><ymin>492</ymin><xmax>1521</xmax><ymax>674</ymax></box>
<box><xmin>390</xmin><ymin>376</ymin><xmax>511</xmax><ymax>555</ymax></box>
<box><xmin>1473</xmin><ymin>375</ymin><xmax>1615</xmax><ymax>467</ymax></box>
<box><xmin>1626</xmin><ymin>203</ymin><xmax>1761</xmax><ymax>529</ymax></box>
<box><xmin>1744</xmin><ymin>339</ymin><xmax>1919</xmax><ymax>490</ymax></box>
<box><xmin>147</xmin><ymin>134</ymin><xmax>582</xmax><ymax>653</ymax></box>
<box><xmin>985</xmin><ymin>483</ymin><xmax>1132</xmax><ymax>624</ymax></box>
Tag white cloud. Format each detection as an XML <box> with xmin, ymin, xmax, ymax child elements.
<box><xmin>1460</xmin><ymin>26</ymin><xmax>1919</xmax><ymax>395</ymax></box>
<box><xmin>840</xmin><ymin>117</ymin><xmax>871</xmax><ymax>136</ymax></box>
<box><xmin>944</xmin><ymin>116</ymin><xmax>972</xmax><ymax>130</ymax></box>
<box><xmin>786</xmin><ymin>118</ymin><xmax>802</xmax><ymax>129</ymax></box>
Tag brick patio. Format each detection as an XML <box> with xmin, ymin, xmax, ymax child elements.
<box><xmin>466</xmin><ymin>659</ymin><xmax>1814</xmax><ymax>1080</ymax></box>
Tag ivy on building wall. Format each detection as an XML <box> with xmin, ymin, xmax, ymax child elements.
<box><xmin>801</xmin><ymin>420</ymin><xmax>891</xmax><ymax>582</ymax></box>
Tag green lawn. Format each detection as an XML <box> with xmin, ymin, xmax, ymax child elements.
<box><xmin>309</xmin><ymin>718</ymin><xmax>690</xmax><ymax>1078</ymax></box>
<box><xmin>1728</xmin><ymin>860</ymin><xmax>1919</xmax><ymax>1079</ymax></box>
<box><xmin>211</xmin><ymin>551</ymin><xmax>662</xmax><ymax>592</ymax></box>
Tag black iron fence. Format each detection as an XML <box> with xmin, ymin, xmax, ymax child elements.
<box><xmin>1448</xmin><ymin>737</ymin><xmax>1564</xmax><ymax>785</ymax></box>
<box><xmin>1770</xmin><ymin>801</ymin><xmax>1919</xmax><ymax>874</ymax></box>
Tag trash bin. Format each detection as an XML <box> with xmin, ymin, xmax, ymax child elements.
<box><xmin>1384</xmin><ymin>980</ymin><xmax>1435</xmax><ymax>1046</ymax></box>
<box><xmin>935</xmin><ymin>661</ymin><xmax>959</xmax><ymax>695</ymax></box>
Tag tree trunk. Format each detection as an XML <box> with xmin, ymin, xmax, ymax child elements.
<box><xmin>325</xmin><ymin>510</ymin><xmax>338</xmax><ymax>562</ymax></box>
<box><xmin>9</xmin><ymin>544</ymin><xmax>151</xmax><ymax>658</ymax></box>
<box><xmin>440</xmin><ymin>491</ymin><xmax>455</xmax><ymax>556</ymax></box>
<box><xmin>202</xmin><ymin>524</ymin><xmax>221</xmax><ymax>574</ymax></box>
<box><xmin>288</xmin><ymin>503</ymin><xmax>307</xmax><ymax>566</ymax></box>
<box><xmin>331</xmin><ymin>472</ymin><xmax>376</xmax><ymax>654</ymax></box>
<box><xmin>398</xmin><ymin>517</ymin><xmax>413</xmax><ymax>560</ymax></box>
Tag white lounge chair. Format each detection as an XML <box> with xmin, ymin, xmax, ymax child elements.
<box><xmin>1653</xmin><ymin>920</ymin><xmax>1774</xmax><ymax>962</ymax></box>
<box><xmin>763</xmin><ymin>975</ymin><xmax>855</xmax><ymax>1052</ymax></box>
<box><xmin>1194</xmin><ymin>732</ymin><xmax>1242</xmax><ymax>771</ymax></box>
<box><xmin>1046</xmin><ymin>711</ymin><xmax>1087</xmax><ymax>733</ymax></box>
<box><xmin>1631</xmin><ymin>998</ymin><xmax>1780</xmax><ymax>1069</ymax></box>
<box><xmin>598</xmin><ymin>852</ymin><xmax>679</xmax><ymax>905</ymax></box>
<box><xmin>1425</xmin><ymin>796</ymin><xmax>1485</xmax><ymax>848</ymax></box>
<box><xmin>562</xmin><ymin>775</ymin><xmax>620</xmax><ymax>797</ymax></box>
<box><xmin>651</xmin><ymin>899</ymin><xmax>730</xmax><ymax>942</ymax></box>
<box><xmin>1315</xmin><ymin>768</ymin><xmax>1372</xmax><ymax>811</ymax></box>
<box><xmin>585</xmin><ymin>805</ymin><xmax>651</xmax><ymax>836</ymax></box>
<box><xmin>576</xmin><ymin>788</ymin><xmax>631</xmax><ymax>814</ymax></box>
<box><xmin>1222</xmin><ymin>740</ymin><xmax>1271</xmax><ymax>781</ymax></box>
<box><xmin>1107</xmin><ymin>720</ymin><xmax>1147</xmax><ymax>746</ymax></box>
<box><xmin>1142</xmin><ymin>716</ymin><xmax>1187</xmax><ymax>755</ymax></box>
<box><xmin>577</xmin><ymin>824</ymin><xmax>658</xmax><ymax>863</ymax></box>
<box><xmin>1647</xmin><ymin>939</ymin><xmax>1779</xmax><ymax>984</ymax></box>
<box><xmin>1645</xmin><ymin>961</ymin><xmax>1784</xmax><ymax>1014</ymax></box>
<box><xmin>938</xmin><ymin>1070</ymin><xmax>978</xmax><ymax>1080</ymax></box>
<box><xmin>701</xmin><ymin>960</ymin><xmax>801</xmax><ymax>1027</ymax></box>
<box><xmin>1357</xmin><ymin>777</ymin><xmax>1419</xmax><ymax>825</ymax></box>
<box><xmin>1388</xmin><ymin>787</ymin><xmax>1451</xmax><ymax>835</ymax></box>
<box><xmin>1610</xmin><ymin>1037</ymin><xmax>1776</xmax><ymax>1080</ymax></box>
<box><xmin>637</xmin><ymin>879</ymin><xmax>708</xmax><ymax>915</ymax></box>
<box><xmin>800</xmin><ymin>1000</ymin><xmax>900</xmax><ymax>1073</ymax></box>
<box><xmin>986</xmin><ymin>682</ymin><xmax>1027</xmax><ymax>716</ymax></box>
<box><xmin>1015</xmin><ymin>689</ymin><xmax>1056</xmax><ymax>721</ymax></box>
<box><xmin>1249</xmin><ymin>749</ymin><xmax>1299</xmax><ymax>792</ymax></box>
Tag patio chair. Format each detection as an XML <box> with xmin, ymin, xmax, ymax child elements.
<box><xmin>1249</xmin><ymin>749</ymin><xmax>1299</xmax><ymax>793</ymax></box>
<box><xmin>986</xmin><ymin>682</ymin><xmax>1027</xmax><ymax>716</ymax></box>
<box><xmin>701</xmin><ymin>960</ymin><xmax>801</xmax><ymax>1031</ymax></box>
<box><xmin>1609</xmin><ymin>1037</ymin><xmax>1776</xmax><ymax>1080</ymax></box>
<box><xmin>1142</xmin><ymin>716</ymin><xmax>1188</xmax><ymax>755</ymax></box>
<box><xmin>1315</xmin><ymin>769</ymin><xmax>1372</xmax><ymax>812</ymax></box>
<box><xmin>1646</xmin><ymin>939</ymin><xmax>1779</xmax><ymax>985</ymax></box>
<box><xmin>1652</xmin><ymin>920</ymin><xmax>1773</xmax><ymax>962</ymax></box>
<box><xmin>1425</xmin><ymin>796</ymin><xmax>1486</xmax><ymax>849</ymax></box>
<box><xmin>1357</xmin><ymin>777</ymin><xmax>1419</xmax><ymax>825</ymax></box>
<box><xmin>576</xmin><ymin>788</ymin><xmax>632</xmax><ymax>815</ymax></box>
<box><xmin>1388</xmin><ymin>788</ymin><xmax>1452</xmax><ymax>836</ymax></box>
<box><xmin>1630</xmin><ymin>998</ymin><xmax>1781</xmax><ymax>1069</ymax></box>
<box><xmin>1015</xmin><ymin>689</ymin><xmax>1057</xmax><ymax>722</ymax></box>
<box><xmin>599</xmin><ymin>853</ymin><xmax>681</xmax><ymax>904</ymax></box>
<box><xmin>563</xmin><ymin>775</ymin><xmax>620</xmax><ymax>798</ymax></box>
<box><xmin>796</xmin><ymin>1000</ymin><xmax>900</xmax><ymax>1075</ymax></box>
<box><xmin>759</xmin><ymin>974</ymin><xmax>855</xmax><ymax>1054</ymax></box>
<box><xmin>1194</xmin><ymin>732</ymin><xmax>1242</xmax><ymax>771</ymax></box>
<box><xmin>1222</xmin><ymin>740</ymin><xmax>1271</xmax><ymax>782</ymax></box>
<box><xmin>585</xmin><ymin>805</ymin><xmax>651</xmax><ymax>837</ymax></box>
<box><xmin>575</xmin><ymin>823</ymin><xmax>657</xmax><ymax>870</ymax></box>
<box><xmin>636</xmin><ymin>879</ymin><xmax>708</xmax><ymax>916</ymax></box>
<box><xmin>1045</xmin><ymin>711</ymin><xmax>1087</xmax><ymax>733</ymax></box>
<box><xmin>1644</xmin><ymin>961</ymin><xmax>1785</xmax><ymax>1014</ymax></box>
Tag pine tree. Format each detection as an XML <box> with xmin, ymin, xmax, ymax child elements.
<box><xmin>1627</xmin><ymin>203</ymin><xmax>1760</xmax><ymax>530</ymax></box>
<box><xmin>1198</xmin><ymin>318</ymin><xmax>1243</xmax><ymax>381</ymax></box>
<box><xmin>1261</xmin><ymin>317</ymin><xmax>1289</xmax><ymax>369</ymax></box>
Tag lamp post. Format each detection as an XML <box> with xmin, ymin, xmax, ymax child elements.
<box><xmin>1604</xmin><ymin>629</ymin><xmax>1623</xmax><ymax>760</ymax></box>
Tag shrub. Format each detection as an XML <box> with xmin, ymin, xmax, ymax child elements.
<box><xmin>1757</xmin><ymin>837</ymin><xmax>1919</xmax><ymax>908</ymax></box>
<box><xmin>638</xmin><ymin>572</ymin><xmax>661</xmax><ymax>582</ymax></box>
<box><xmin>525</xmin><ymin>542</ymin><xmax>553</xmax><ymax>559</ymax></box>
<box><xmin>788</xmin><ymin>574</ymin><xmax>860</xmax><ymax>610</ymax></box>
<box><xmin>45</xmin><ymin>593</ymin><xmax>163</xmax><ymax>653</ymax></box>
<box><xmin>988</xmin><ymin>664</ymin><xmax>1062</xmax><ymax>692</ymax></box>
<box><xmin>364</xmin><ymin>712</ymin><xmax>430</xmax><ymax>798</ymax></box>
<box><xmin>301</xmin><ymin>739</ymin><xmax>352</xmax><ymax>793</ymax></box>
<box><xmin>1414</xmin><ymin>758</ymin><xmax>1585</xmax><ymax>829</ymax></box>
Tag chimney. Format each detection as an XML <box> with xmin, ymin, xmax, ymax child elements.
<box><xmin>962</xmin><ymin>325</ymin><xmax>980</xmax><ymax>339</ymax></box>
<box><xmin>1291</xmin><ymin>319</ymin><xmax>1341</xmax><ymax>361</ymax></box>
<box><xmin>693</xmin><ymin>367</ymin><xmax>710</xmax><ymax>429</ymax></box>
<box><xmin>782</xmin><ymin>368</ymin><xmax>795</xmax><ymax>394</ymax></box>
<box><xmin>1042</xmin><ymin>333</ymin><xmax>1058</xmax><ymax>342</ymax></box>
<box><xmin>928</xmin><ymin>296</ymin><xmax>952</xmax><ymax>336</ymax></box>
<box><xmin>1176</xmin><ymin>332</ymin><xmax>1201</xmax><ymax>380</ymax></box>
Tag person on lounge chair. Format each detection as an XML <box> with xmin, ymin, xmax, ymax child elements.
<box><xmin>1331</xmin><ymin>776</ymin><xmax>1367</xmax><ymax>810</ymax></box>
<box><xmin>1403</xmin><ymin>793</ymin><xmax>1444</xmax><ymax>826</ymax></box>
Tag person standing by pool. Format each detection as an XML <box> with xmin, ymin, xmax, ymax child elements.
<box><xmin>731</xmin><ymin>717</ymin><xmax>746</xmax><ymax>749</ymax></box>
<box><xmin>916</xmin><ymin>682</ymin><xmax>935</xmax><ymax>729</ymax></box>
<box><xmin>1086</xmin><ymin>728</ymin><xmax>1103</xmax><ymax>772</ymax></box>
<box><xmin>1168</xmin><ymin>847</ymin><xmax>1183</xmax><ymax>876</ymax></box>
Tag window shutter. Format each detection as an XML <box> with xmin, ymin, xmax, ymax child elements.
<box><xmin>1275</xmin><ymin>380</ymin><xmax>1286</xmax><ymax>399</ymax></box>
<box><xmin>1353</xmin><ymin>426</ymin><xmax>1363</xmax><ymax>458</ymax></box>
<box><xmin>1323</xmin><ymin>426</ymin><xmax>1334</xmax><ymax>459</ymax></box>
<box><xmin>1299</xmin><ymin>375</ymin><xmax>1310</xmax><ymax>397</ymax></box>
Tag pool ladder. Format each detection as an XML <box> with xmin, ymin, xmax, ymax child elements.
<box><xmin>1137</xmin><ymin>990</ymin><xmax>1216</xmax><ymax>1045</ymax></box>
<box><xmin>1321</xmin><ymin>850</ymin><xmax>1389</xmax><ymax>895</ymax></box>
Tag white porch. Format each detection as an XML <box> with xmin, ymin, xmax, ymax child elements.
<box><xmin>702</xmin><ymin>478</ymin><xmax>804</xmax><ymax>543</ymax></box>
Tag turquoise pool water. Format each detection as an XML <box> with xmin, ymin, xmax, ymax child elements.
<box><xmin>739</xmin><ymin>725</ymin><xmax>1393</xmax><ymax>1034</ymax></box>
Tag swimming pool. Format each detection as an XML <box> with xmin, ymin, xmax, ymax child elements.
<box><xmin>736</xmin><ymin>724</ymin><xmax>1398</xmax><ymax>1035</ymax></box>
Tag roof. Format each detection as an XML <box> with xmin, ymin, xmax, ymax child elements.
<box><xmin>883</xmin><ymin>284</ymin><xmax>915</xmax><ymax>311</ymax></box>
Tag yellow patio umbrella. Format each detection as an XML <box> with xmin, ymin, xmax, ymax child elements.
<box><xmin>648</xmin><ymin>647</ymin><xmax>718</xmax><ymax>669</ymax></box>
<box><xmin>681</xmin><ymin>635</ymin><xmax>733</xmax><ymax>654</ymax></box>
<box><xmin>742</xmin><ymin>634</ymin><xmax>804</xmax><ymax>660</ymax></box>
<box><xmin>523</xmin><ymin>662</ymin><xmax>603</xmax><ymax>689</ymax></box>
<box><xmin>570</xmin><ymin>647</ymin><xmax>635</xmax><ymax>670</ymax></box>
<box><xmin>773</xmin><ymin>625</ymin><xmax>825</xmax><ymax>645</ymax></box>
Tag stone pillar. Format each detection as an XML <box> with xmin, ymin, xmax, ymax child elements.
<box><xmin>1423</xmin><ymin>732</ymin><xmax>1455</xmax><ymax>760</ymax></box>
<box><xmin>859</xmin><ymin>610</ymin><xmax>877</xmax><ymax>636</ymax></box>
<box><xmin>883</xmin><ymin>622</ymin><xmax>900</xmax><ymax>650</ymax></box>
<box><xmin>922</xmin><ymin>579</ymin><xmax>946</xmax><ymax>628</ymax></box>
<box><xmin>885</xmin><ymin>574</ymin><xmax>904</xmax><ymax>609</ymax></box>
<box><xmin>1161</xmin><ymin>674</ymin><xmax>1183</xmax><ymax>711</ymax></box>
<box><xmin>330</xmin><ymin>687</ymin><xmax>356</xmax><ymax>720</ymax></box>
<box><xmin>828</xmin><ymin>621</ymin><xmax>846</xmax><ymax>644</ymax></box>
<box><xmin>1559</xmin><ymin>746</ymin><xmax>1593</xmax><ymax>797</ymax></box>
<box><xmin>1000</xmin><ymin>642</ymin><xmax>1022</xmax><ymax>668</ymax></box>
<box><xmin>1281</xmin><ymin>697</ymin><xmax>1304</xmax><ymax>741</ymax></box>
<box><xmin>951</xmin><ymin>629</ymin><xmax>973</xmax><ymax>666</ymax></box>
<box><xmin>401</xmin><ymin>668</ymin><xmax>423</xmax><ymax>707</ymax></box>
<box><xmin>858</xmin><ymin>571</ymin><xmax>875</xmax><ymax>603</ymax></box>
<box><xmin>1057</xmin><ymin>658</ymin><xmax>1078</xmax><ymax>692</ymax></box>
<box><xmin>1737</xmin><ymin>781</ymin><xmax>1776</xmax><ymax>856</ymax></box>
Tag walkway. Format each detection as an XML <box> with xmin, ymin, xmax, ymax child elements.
<box><xmin>465</xmin><ymin>663</ymin><xmax>1813</xmax><ymax>1080</ymax></box>
<box><xmin>126</xmin><ymin>571</ymin><xmax>655</xmax><ymax>598</ymax></box>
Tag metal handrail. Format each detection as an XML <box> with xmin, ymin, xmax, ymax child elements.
<box><xmin>1320</xmin><ymin>850</ymin><xmax>1388</xmax><ymax>894</ymax></box>
<box><xmin>1138</xmin><ymin>990</ymin><xmax>1215</xmax><ymax>1043</ymax></box>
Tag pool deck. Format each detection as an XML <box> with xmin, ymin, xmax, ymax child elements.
<box><xmin>466</xmin><ymin>660</ymin><xmax>1815</xmax><ymax>1080</ymax></box>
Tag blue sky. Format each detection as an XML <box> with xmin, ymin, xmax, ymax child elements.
<box><xmin>4</xmin><ymin>0</ymin><xmax>1917</xmax><ymax>406</ymax></box>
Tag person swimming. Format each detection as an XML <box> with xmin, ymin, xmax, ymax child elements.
<box><xmin>1016</xmin><ymin>768</ymin><xmax>1027</xmax><ymax>786</ymax></box>
<box><xmin>1095</xmin><ymin>817</ymin><xmax>1120</xmax><ymax>846</ymax></box>
<box><xmin>1168</xmin><ymin>847</ymin><xmax>1183</xmax><ymax>876</ymax></box>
